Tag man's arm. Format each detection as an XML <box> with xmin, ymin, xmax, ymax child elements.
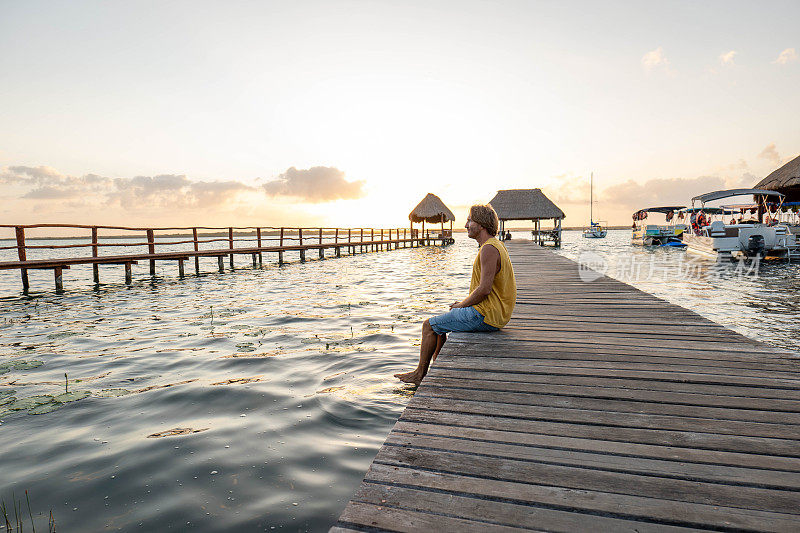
<box><xmin>451</xmin><ymin>244</ymin><xmax>501</xmax><ymax>309</ymax></box>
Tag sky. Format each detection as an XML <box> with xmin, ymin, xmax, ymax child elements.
<box><xmin>1</xmin><ymin>0</ymin><xmax>799</xmax><ymax>233</ymax></box>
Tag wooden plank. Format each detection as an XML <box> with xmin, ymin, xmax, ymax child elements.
<box><xmin>383</xmin><ymin>433</ymin><xmax>800</xmax><ymax>489</ymax></box>
<box><xmin>364</xmin><ymin>463</ymin><xmax>800</xmax><ymax>531</ymax></box>
<box><xmin>423</xmin><ymin>375</ymin><xmax>800</xmax><ymax>413</ymax></box>
<box><xmin>400</xmin><ymin>408</ymin><xmax>800</xmax><ymax>457</ymax></box>
<box><xmin>431</xmin><ymin>368</ymin><xmax>800</xmax><ymax>402</ymax></box>
<box><xmin>406</xmin><ymin>395</ymin><xmax>800</xmax><ymax>440</ymax></box>
<box><xmin>373</xmin><ymin>446</ymin><xmax>800</xmax><ymax>515</ymax></box>
<box><xmin>417</xmin><ymin>384</ymin><xmax>800</xmax><ymax>424</ymax></box>
<box><xmin>392</xmin><ymin>421</ymin><xmax>800</xmax><ymax>472</ymax></box>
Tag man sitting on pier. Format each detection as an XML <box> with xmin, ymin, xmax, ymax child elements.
<box><xmin>395</xmin><ymin>204</ymin><xmax>516</xmax><ymax>386</ymax></box>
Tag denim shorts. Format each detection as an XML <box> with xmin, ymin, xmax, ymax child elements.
<box><xmin>429</xmin><ymin>306</ymin><xmax>499</xmax><ymax>335</ymax></box>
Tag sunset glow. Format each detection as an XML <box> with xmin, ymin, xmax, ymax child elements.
<box><xmin>1</xmin><ymin>1</ymin><xmax>798</xmax><ymax>229</ymax></box>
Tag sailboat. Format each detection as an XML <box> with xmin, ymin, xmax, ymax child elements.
<box><xmin>582</xmin><ymin>172</ymin><xmax>607</xmax><ymax>238</ymax></box>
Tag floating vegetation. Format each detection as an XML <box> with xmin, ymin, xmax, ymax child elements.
<box><xmin>133</xmin><ymin>379</ymin><xmax>197</xmax><ymax>393</ymax></box>
<box><xmin>220</xmin><ymin>351</ymin><xmax>280</xmax><ymax>359</ymax></box>
<box><xmin>316</xmin><ymin>386</ymin><xmax>345</xmax><ymax>394</ymax></box>
<box><xmin>210</xmin><ymin>376</ymin><xmax>263</xmax><ymax>386</ymax></box>
<box><xmin>0</xmin><ymin>360</ymin><xmax>44</xmax><ymax>375</ymax></box>
<box><xmin>147</xmin><ymin>427</ymin><xmax>209</xmax><ymax>438</ymax></box>
<box><xmin>46</xmin><ymin>331</ymin><xmax>81</xmax><ymax>340</ymax></box>
<box><xmin>94</xmin><ymin>388</ymin><xmax>132</xmax><ymax>398</ymax></box>
<box><xmin>54</xmin><ymin>391</ymin><xmax>91</xmax><ymax>403</ymax></box>
<box><xmin>7</xmin><ymin>395</ymin><xmax>54</xmax><ymax>411</ymax></box>
<box><xmin>30</xmin><ymin>402</ymin><xmax>63</xmax><ymax>415</ymax></box>
<box><xmin>235</xmin><ymin>342</ymin><xmax>256</xmax><ymax>352</ymax></box>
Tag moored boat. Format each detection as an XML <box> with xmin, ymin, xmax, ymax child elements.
<box><xmin>681</xmin><ymin>189</ymin><xmax>798</xmax><ymax>261</ymax></box>
<box><xmin>631</xmin><ymin>206</ymin><xmax>686</xmax><ymax>245</ymax></box>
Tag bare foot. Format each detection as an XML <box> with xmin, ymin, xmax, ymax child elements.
<box><xmin>394</xmin><ymin>371</ymin><xmax>423</xmax><ymax>385</ymax></box>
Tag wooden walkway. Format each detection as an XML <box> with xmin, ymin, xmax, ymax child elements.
<box><xmin>333</xmin><ymin>242</ymin><xmax>800</xmax><ymax>532</ymax></box>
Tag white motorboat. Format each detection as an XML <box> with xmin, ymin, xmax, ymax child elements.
<box><xmin>681</xmin><ymin>188</ymin><xmax>798</xmax><ymax>261</ymax></box>
<box><xmin>631</xmin><ymin>206</ymin><xmax>686</xmax><ymax>246</ymax></box>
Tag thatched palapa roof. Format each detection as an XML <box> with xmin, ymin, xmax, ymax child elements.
<box><xmin>488</xmin><ymin>189</ymin><xmax>565</xmax><ymax>220</ymax></box>
<box><xmin>408</xmin><ymin>193</ymin><xmax>456</xmax><ymax>223</ymax></box>
<box><xmin>753</xmin><ymin>154</ymin><xmax>800</xmax><ymax>201</ymax></box>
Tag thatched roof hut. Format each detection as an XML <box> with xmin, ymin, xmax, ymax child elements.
<box><xmin>408</xmin><ymin>193</ymin><xmax>456</xmax><ymax>223</ymax></box>
<box><xmin>753</xmin><ymin>154</ymin><xmax>800</xmax><ymax>202</ymax></box>
<box><xmin>488</xmin><ymin>189</ymin><xmax>565</xmax><ymax>221</ymax></box>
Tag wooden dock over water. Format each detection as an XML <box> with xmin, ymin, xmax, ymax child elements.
<box><xmin>333</xmin><ymin>242</ymin><xmax>800</xmax><ymax>532</ymax></box>
<box><xmin>0</xmin><ymin>224</ymin><xmax>453</xmax><ymax>293</ymax></box>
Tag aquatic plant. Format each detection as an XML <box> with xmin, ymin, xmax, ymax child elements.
<box><xmin>0</xmin><ymin>490</ymin><xmax>56</xmax><ymax>532</ymax></box>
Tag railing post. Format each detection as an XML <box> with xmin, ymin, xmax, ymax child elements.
<box><xmin>335</xmin><ymin>228</ymin><xmax>341</xmax><ymax>257</ymax></box>
<box><xmin>15</xmin><ymin>226</ymin><xmax>29</xmax><ymax>294</ymax></box>
<box><xmin>371</xmin><ymin>229</ymin><xmax>375</xmax><ymax>252</ymax></box>
<box><xmin>54</xmin><ymin>266</ymin><xmax>64</xmax><ymax>293</ymax></box>
<box><xmin>228</xmin><ymin>227</ymin><xmax>234</xmax><ymax>269</ymax></box>
<box><xmin>147</xmin><ymin>229</ymin><xmax>155</xmax><ymax>276</ymax></box>
<box><xmin>178</xmin><ymin>259</ymin><xmax>185</xmax><ymax>278</ymax></box>
<box><xmin>319</xmin><ymin>228</ymin><xmax>324</xmax><ymax>259</ymax></box>
<box><xmin>299</xmin><ymin>228</ymin><xmax>305</xmax><ymax>262</ymax></box>
<box><xmin>256</xmin><ymin>228</ymin><xmax>263</xmax><ymax>267</ymax></box>
<box><xmin>360</xmin><ymin>228</ymin><xmax>364</xmax><ymax>253</ymax></box>
<box><xmin>279</xmin><ymin>227</ymin><xmax>284</xmax><ymax>265</ymax></box>
<box><xmin>193</xmin><ymin>228</ymin><xmax>200</xmax><ymax>275</ymax></box>
<box><xmin>91</xmin><ymin>226</ymin><xmax>99</xmax><ymax>284</ymax></box>
<box><xmin>125</xmin><ymin>262</ymin><xmax>132</xmax><ymax>284</ymax></box>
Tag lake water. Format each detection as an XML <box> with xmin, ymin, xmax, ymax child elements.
<box><xmin>1</xmin><ymin>229</ymin><xmax>799</xmax><ymax>531</ymax></box>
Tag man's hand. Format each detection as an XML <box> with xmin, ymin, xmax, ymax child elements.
<box><xmin>449</xmin><ymin>301</ymin><xmax>462</xmax><ymax>309</ymax></box>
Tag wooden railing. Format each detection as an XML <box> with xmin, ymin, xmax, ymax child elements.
<box><xmin>0</xmin><ymin>223</ymin><xmax>452</xmax><ymax>293</ymax></box>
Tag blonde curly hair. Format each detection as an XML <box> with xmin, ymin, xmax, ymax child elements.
<box><xmin>469</xmin><ymin>204</ymin><xmax>499</xmax><ymax>236</ymax></box>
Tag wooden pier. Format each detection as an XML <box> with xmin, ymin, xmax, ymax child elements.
<box><xmin>0</xmin><ymin>224</ymin><xmax>451</xmax><ymax>294</ymax></box>
<box><xmin>333</xmin><ymin>242</ymin><xmax>800</xmax><ymax>531</ymax></box>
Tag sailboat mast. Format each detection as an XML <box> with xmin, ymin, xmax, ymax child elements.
<box><xmin>590</xmin><ymin>172</ymin><xmax>593</xmax><ymax>223</ymax></box>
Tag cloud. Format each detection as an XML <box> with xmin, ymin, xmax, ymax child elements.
<box><xmin>719</xmin><ymin>50</ymin><xmax>736</xmax><ymax>66</ymax></box>
<box><xmin>642</xmin><ymin>47</ymin><xmax>670</xmax><ymax>71</ymax></box>
<box><xmin>758</xmin><ymin>143</ymin><xmax>781</xmax><ymax>165</ymax></box>
<box><xmin>773</xmin><ymin>48</ymin><xmax>797</xmax><ymax>65</ymax></box>
<box><xmin>109</xmin><ymin>174</ymin><xmax>255</xmax><ymax>209</ymax></box>
<box><xmin>1</xmin><ymin>164</ymin><xmax>256</xmax><ymax>210</ymax></box>
<box><xmin>262</xmin><ymin>166</ymin><xmax>365</xmax><ymax>203</ymax></box>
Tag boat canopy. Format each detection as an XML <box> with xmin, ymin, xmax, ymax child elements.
<box><xmin>678</xmin><ymin>207</ymin><xmax>730</xmax><ymax>214</ymax></box>
<box><xmin>691</xmin><ymin>188</ymin><xmax>784</xmax><ymax>203</ymax></box>
<box><xmin>632</xmin><ymin>206</ymin><xmax>685</xmax><ymax>215</ymax></box>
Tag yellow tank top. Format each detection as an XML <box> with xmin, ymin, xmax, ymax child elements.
<box><xmin>470</xmin><ymin>237</ymin><xmax>516</xmax><ymax>328</ymax></box>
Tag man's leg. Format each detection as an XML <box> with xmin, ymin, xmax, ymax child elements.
<box><xmin>394</xmin><ymin>319</ymin><xmax>439</xmax><ymax>386</ymax></box>
<box><xmin>431</xmin><ymin>332</ymin><xmax>446</xmax><ymax>363</ymax></box>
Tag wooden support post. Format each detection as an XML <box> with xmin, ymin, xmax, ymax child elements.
<box><xmin>124</xmin><ymin>262</ymin><xmax>132</xmax><ymax>284</ymax></box>
<box><xmin>336</xmin><ymin>246</ymin><xmax>341</xmax><ymax>258</ymax></box>
<box><xmin>54</xmin><ymin>266</ymin><xmax>64</xmax><ymax>293</ymax></box>
<box><xmin>193</xmin><ymin>228</ymin><xmax>200</xmax><ymax>275</ymax></box>
<box><xmin>178</xmin><ymin>259</ymin><xmax>185</xmax><ymax>278</ymax></box>
<box><xmin>256</xmin><ymin>228</ymin><xmax>263</xmax><ymax>267</ymax></box>
<box><xmin>218</xmin><ymin>256</ymin><xmax>224</xmax><ymax>272</ymax></box>
<box><xmin>228</xmin><ymin>227</ymin><xmax>234</xmax><ymax>269</ymax></box>
<box><xmin>347</xmin><ymin>229</ymin><xmax>351</xmax><ymax>254</ymax></box>
<box><xmin>371</xmin><ymin>229</ymin><xmax>375</xmax><ymax>252</ymax></box>
<box><xmin>319</xmin><ymin>228</ymin><xmax>324</xmax><ymax>259</ymax></box>
<box><xmin>279</xmin><ymin>227</ymin><xmax>285</xmax><ymax>265</ymax></box>
<box><xmin>15</xmin><ymin>226</ymin><xmax>29</xmax><ymax>294</ymax></box>
<box><xmin>252</xmin><ymin>253</ymin><xmax>257</xmax><ymax>268</ymax></box>
<box><xmin>360</xmin><ymin>229</ymin><xmax>364</xmax><ymax>253</ymax></box>
<box><xmin>147</xmin><ymin>229</ymin><xmax>155</xmax><ymax>275</ymax></box>
<box><xmin>299</xmin><ymin>228</ymin><xmax>305</xmax><ymax>262</ymax></box>
<box><xmin>91</xmin><ymin>226</ymin><xmax>99</xmax><ymax>284</ymax></box>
